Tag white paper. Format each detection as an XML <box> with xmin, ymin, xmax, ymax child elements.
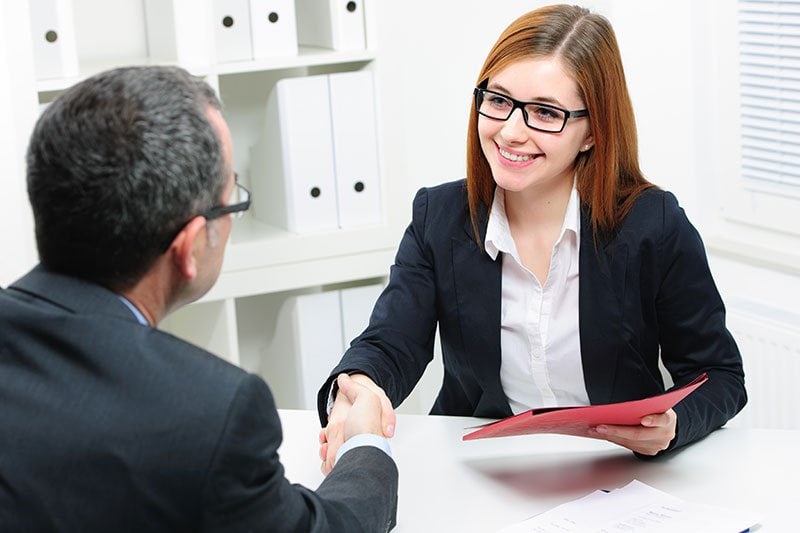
<box><xmin>497</xmin><ymin>480</ymin><xmax>760</xmax><ymax>533</ymax></box>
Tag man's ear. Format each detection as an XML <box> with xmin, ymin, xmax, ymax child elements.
<box><xmin>169</xmin><ymin>216</ymin><xmax>207</xmax><ymax>281</ymax></box>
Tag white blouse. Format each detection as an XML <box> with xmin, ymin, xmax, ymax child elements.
<box><xmin>484</xmin><ymin>185</ymin><xmax>590</xmax><ymax>414</ymax></box>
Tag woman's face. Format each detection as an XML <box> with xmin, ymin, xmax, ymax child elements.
<box><xmin>478</xmin><ymin>56</ymin><xmax>592</xmax><ymax>195</ymax></box>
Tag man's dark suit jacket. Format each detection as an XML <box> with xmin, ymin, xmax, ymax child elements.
<box><xmin>319</xmin><ymin>180</ymin><xmax>746</xmax><ymax>453</ymax></box>
<box><xmin>0</xmin><ymin>266</ymin><xmax>397</xmax><ymax>532</ymax></box>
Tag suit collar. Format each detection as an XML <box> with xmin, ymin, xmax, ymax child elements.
<box><xmin>10</xmin><ymin>264</ymin><xmax>139</xmax><ymax>323</ymax></box>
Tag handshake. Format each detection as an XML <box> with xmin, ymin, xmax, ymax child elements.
<box><xmin>318</xmin><ymin>373</ymin><xmax>396</xmax><ymax>475</ymax></box>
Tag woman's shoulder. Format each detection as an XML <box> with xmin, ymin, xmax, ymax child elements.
<box><xmin>414</xmin><ymin>178</ymin><xmax>468</xmax><ymax>204</ymax></box>
<box><xmin>623</xmin><ymin>187</ymin><xmax>685</xmax><ymax>228</ymax></box>
<box><xmin>410</xmin><ymin>178</ymin><xmax>468</xmax><ymax>218</ymax></box>
<box><xmin>408</xmin><ymin>179</ymin><xmax>470</xmax><ymax>237</ymax></box>
<box><xmin>629</xmin><ymin>187</ymin><xmax>678</xmax><ymax>210</ymax></box>
<box><xmin>618</xmin><ymin>187</ymin><xmax>701</xmax><ymax>250</ymax></box>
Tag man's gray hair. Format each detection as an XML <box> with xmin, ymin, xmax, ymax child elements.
<box><xmin>27</xmin><ymin>66</ymin><xmax>226</xmax><ymax>289</ymax></box>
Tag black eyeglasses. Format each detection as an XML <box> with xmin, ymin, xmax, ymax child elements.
<box><xmin>474</xmin><ymin>88</ymin><xmax>589</xmax><ymax>133</ymax></box>
<box><xmin>160</xmin><ymin>174</ymin><xmax>251</xmax><ymax>251</ymax></box>
<box><xmin>200</xmin><ymin>176</ymin><xmax>251</xmax><ymax>220</ymax></box>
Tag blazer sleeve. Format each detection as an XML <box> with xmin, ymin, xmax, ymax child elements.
<box><xmin>318</xmin><ymin>187</ymin><xmax>439</xmax><ymax>424</ymax></box>
<box><xmin>202</xmin><ymin>373</ymin><xmax>398</xmax><ymax>532</ymax></box>
<box><xmin>655</xmin><ymin>192</ymin><xmax>747</xmax><ymax>451</ymax></box>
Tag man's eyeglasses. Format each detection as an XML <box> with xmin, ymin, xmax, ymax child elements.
<box><xmin>473</xmin><ymin>88</ymin><xmax>589</xmax><ymax>133</ymax></box>
<box><xmin>200</xmin><ymin>175</ymin><xmax>251</xmax><ymax>220</ymax></box>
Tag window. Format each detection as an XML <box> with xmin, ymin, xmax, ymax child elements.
<box><xmin>705</xmin><ymin>0</ymin><xmax>800</xmax><ymax>273</ymax></box>
<box><xmin>739</xmin><ymin>1</ymin><xmax>800</xmax><ymax>193</ymax></box>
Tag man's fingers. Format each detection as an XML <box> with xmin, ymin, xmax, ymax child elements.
<box><xmin>318</xmin><ymin>442</ymin><xmax>328</xmax><ymax>462</ymax></box>
<box><xmin>381</xmin><ymin>396</ymin><xmax>396</xmax><ymax>437</ymax></box>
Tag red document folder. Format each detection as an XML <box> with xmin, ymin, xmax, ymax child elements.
<box><xmin>462</xmin><ymin>373</ymin><xmax>709</xmax><ymax>441</ymax></box>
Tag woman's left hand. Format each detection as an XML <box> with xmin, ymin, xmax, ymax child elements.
<box><xmin>588</xmin><ymin>409</ymin><xmax>677</xmax><ymax>456</ymax></box>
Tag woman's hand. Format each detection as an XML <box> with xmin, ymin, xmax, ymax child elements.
<box><xmin>318</xmin><ymin>373</ymin><xmax>396</xmax><ymax>475</ymax></box>
<box><xmin>588</xmin><ymin>409</ymin><xmax>677</xmax><ymax>456</ymax></box>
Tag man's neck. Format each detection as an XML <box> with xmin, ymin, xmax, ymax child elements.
<box><xmin>117</xmin><ymin>257</ymin><xmax>183</xmax><ymax>326</ymax></box>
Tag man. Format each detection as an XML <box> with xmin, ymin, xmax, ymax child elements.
<box><xmin>0</xmin><ymin>66</ymin><xmax>397</xmax><ymax>532</ymax></box>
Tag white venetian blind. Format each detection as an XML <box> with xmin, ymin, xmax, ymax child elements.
<box><xmin>738</xmin><ymin>0</ymin><xmax>800</xmax><ymax>188</ymax></box>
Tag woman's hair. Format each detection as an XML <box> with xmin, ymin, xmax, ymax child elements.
<box><xmin>466</xmin><ymin>4</ymin><xmax>653</xmax><ymax>242</ymax></box>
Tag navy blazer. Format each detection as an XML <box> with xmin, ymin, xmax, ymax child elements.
<box><xmin>1</xmin><ymin>266</ymin><xmax>397</xmax><ymax>532</ymax></box>
<box><xmin>319</xmin><ymin>179</ymin><xmax>746</xmax><ymax>453</ymax></box>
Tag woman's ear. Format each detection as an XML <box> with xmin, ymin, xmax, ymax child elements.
<box><xmin>581</xmin><ymin>133</ymin><xmax>594</xmax><ymax>152</ymax></box>
<box><xmin>168</xmin><ymin>216</ymin><xmax>207</xmax><ymax>281</ymax></box>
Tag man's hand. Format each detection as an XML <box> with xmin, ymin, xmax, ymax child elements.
<box><xmin>318</xmin><ymin>373</ymin><xmax>395</xmax><ymax>475</ymax></box>
<box><xmin>588</xmin><ymin>408</ymin><xmax>677</xmax><ymax>456</ymax></box>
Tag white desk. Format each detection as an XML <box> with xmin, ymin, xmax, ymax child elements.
<box><xmin>277</xmin><ymin>410</ymin><xmax>797</xmax><ymax>531</ymax></box>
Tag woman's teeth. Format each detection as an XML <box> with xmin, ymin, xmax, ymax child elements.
<box><xmin>499</xmin><ymin>148</ymin><xmax>534</xmax><ymax>162</ymax></box>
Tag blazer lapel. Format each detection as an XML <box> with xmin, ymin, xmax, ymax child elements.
<box><xmin>578</xmin><ymin>209</ymin><xmax>628</xmax><ymax>405</ymax></box>
<box><xmin>451</xmin><ymin>210</ymin><xmax>510</xmax><ymax>417</ymax></box>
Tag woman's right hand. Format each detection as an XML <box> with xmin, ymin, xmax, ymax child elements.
<box><xmin>318</xmin><ymin>373</ymin><xmax>396</xmax><ymax>475</ymax></box>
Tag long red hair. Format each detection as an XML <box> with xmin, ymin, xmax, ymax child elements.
<box><xmin>466</xmin><ymin>4</ymin><xmax>653</xmax><ymax>242</ymax></box>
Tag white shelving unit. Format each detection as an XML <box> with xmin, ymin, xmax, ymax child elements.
<box><xmin>7</xmin><ymin>0</ymin><xmax>405</xmax><ymax>407</ymax></box>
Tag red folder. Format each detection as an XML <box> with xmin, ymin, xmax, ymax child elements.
<box><xmin>462</xmin><ymin>373</ymin><xmax>708</xmax><ymax>441</ymax></box>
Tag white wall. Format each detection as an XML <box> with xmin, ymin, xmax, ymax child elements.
<box><xmin>378</xmin><ymin>0</ymin><xmax>696</xmax><ymax>210</ymax></box>
<box><xmin>0</xmin><ymin>1</ymin><xmax>38</xmax><ymax>286</ymax></box>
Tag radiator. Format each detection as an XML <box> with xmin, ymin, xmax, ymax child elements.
<box><xmin>724</xmin><ymin>300</ymin><xmax>800</xmax><ymax>430</ymax></box>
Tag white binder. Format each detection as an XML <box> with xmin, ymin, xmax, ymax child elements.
<box><xmin>144</xmin><ymin>0</ymin><xmax>213</xmax><ymax>69</ymax></box>
<box><xmin>339</xmin><ymin>283</ymin><xmax>383</xmax><ymax>349</ymax></box>
<box><xmin>328</xmin><ymin>71</ymin><xmax>382</xmax><ymax>228</ymax></box>
<box><xmin>213</xmin><ymin>0</ymin><xmax>253</xmax><ymax>63</ymax></box>
<box><xmin>295</xmin><ymin>0</ymin><xmax>366</xmax><ymax>51</ymax></box>
<box><xmin>28</xmin><ymin>0</ymin><xmax>79</xmax><ymax>80</ymax></box>
<box><xmin>260</xmin><ymin>291</ymin><xmax>344</xmax><ymax>409</ymax></box>
<box><xmin>248</xmin><ymin>0</ymin><xmax>298</xmax><ymax>59</ymax></box>
<box><xmin>250</xmin><ymin>74</ymin><xmax>339</xmax><ymax>233</ymax></box>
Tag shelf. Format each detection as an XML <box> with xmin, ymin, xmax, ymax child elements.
<box><xmin>215</xmin><ymin>46</ymin><xmax>376</xmax><ymax>75</ymax></box>
<box><xmin>35</xmin><ymin>47</ymin><xmax>375</xmax><ymax>93</ymax></box>
<box><xmin>17</xmin><ymin>0</ymin><xmax>405</xmax><ymax>376</ymax></box>
<box><xmin>200</xmin><ymin>246</ymin><xmax>395</xmax><ymax>302</ymax></box>
<box><xmin>226</xmin><ymin>215</ymin><xmax>395</xmax><ymax>266</ymax></box>
<box><xmin>35</xmin><ymin>56</ymin><xmax>212</xmax><ymax>93</ymax></box>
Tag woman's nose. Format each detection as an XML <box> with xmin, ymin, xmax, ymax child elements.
<box><xmin>499</xmin><ymin>108</ymin><xmax>529</xmax><ymax>143</ymax></box>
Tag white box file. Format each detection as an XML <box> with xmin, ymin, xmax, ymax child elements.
<box><xmin>214</xmin><ymin>0</ymin><xmax>253</xmax><ymax>63</ymax></box>
<box><xmin>144</xmin><ymin>0</ymin><xmax>213</xmax><ymax>70</ymax></box>
<box><xmin>250</xmin><ymin>70</ymin><xmax>380</xmax><ymax>233</ymax></box>
<box><xmin>295</xmin><ymin>0</ymin><xmax>366</xmax><ymax>51</ymax></box>
<box><xmin>28</xmin><ymin>0</ymin><xmax>79</xmax><ymax>80</ymax></box>
<box><xmin>260</xmin><ymin>291</ymin><xmax>344</xmax><ymax>409</ymax></box>
<box><xmin>249</xmin><ymin>0</ymin><xmax>298</xmax><ymax>59</ymax></box>
<box><xmin>329</xmin><ymin>70</ymin><xmax>381</xmax><ymax>228</ymax></box>
<box><xmin>250</xmin><ymin>74</ymin><xmax>339</xmax><ymax>233</ymax></box>
<box><xmin>257</xmin><ymin>284</ymin><xmax>382</xmax><ymax>409</ymax></box>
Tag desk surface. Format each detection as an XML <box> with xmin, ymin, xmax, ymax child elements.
<box><xmin>277</xmin><ymin>410</ymin><xmax>796</xmax><ymax>532</ymax></box>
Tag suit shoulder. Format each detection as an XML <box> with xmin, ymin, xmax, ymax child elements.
<box><xmin>629</xmin><ymin>187</ymin><xmax>677</xmax><ymax>210</ymax></box>
<box><xmin>618</xmin><ymin>188</ymin><xmax>704</xmax><ymax>260</ymax></box>
<box><xmin>413</xmin><ymin>179</ymin><xmax>467</xmax><ymax>206</ymax></box>
<box><xmin>411</xmin><ymin>178</ymin><xmax>468</xmax><ymax>222</ymax></box>
<box><xmin>143</xmin><ymin>325</ymin><xmax>253</xmax><ymax>392</ymax></box>
<box><xmin>624</xmin><ymin>188</ymin><xmax>687</xmax><ymax>229</ymax></box>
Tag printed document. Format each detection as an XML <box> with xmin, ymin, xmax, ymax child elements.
<box><xmin>496</xmin><ymin>479</ymin><xmax>760</xmax><ymax>533</ymax></box>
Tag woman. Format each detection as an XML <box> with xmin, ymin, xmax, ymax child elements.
<box><xmin>317</xmin><ymin>4</ymin><xmax>746</xmax><ymax>473</ymax></box>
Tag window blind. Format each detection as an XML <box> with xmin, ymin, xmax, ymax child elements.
<box><xmin>738</xmin><ymin>0</ymin><xmax>800</xmax><ymax>188</ymax></box>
